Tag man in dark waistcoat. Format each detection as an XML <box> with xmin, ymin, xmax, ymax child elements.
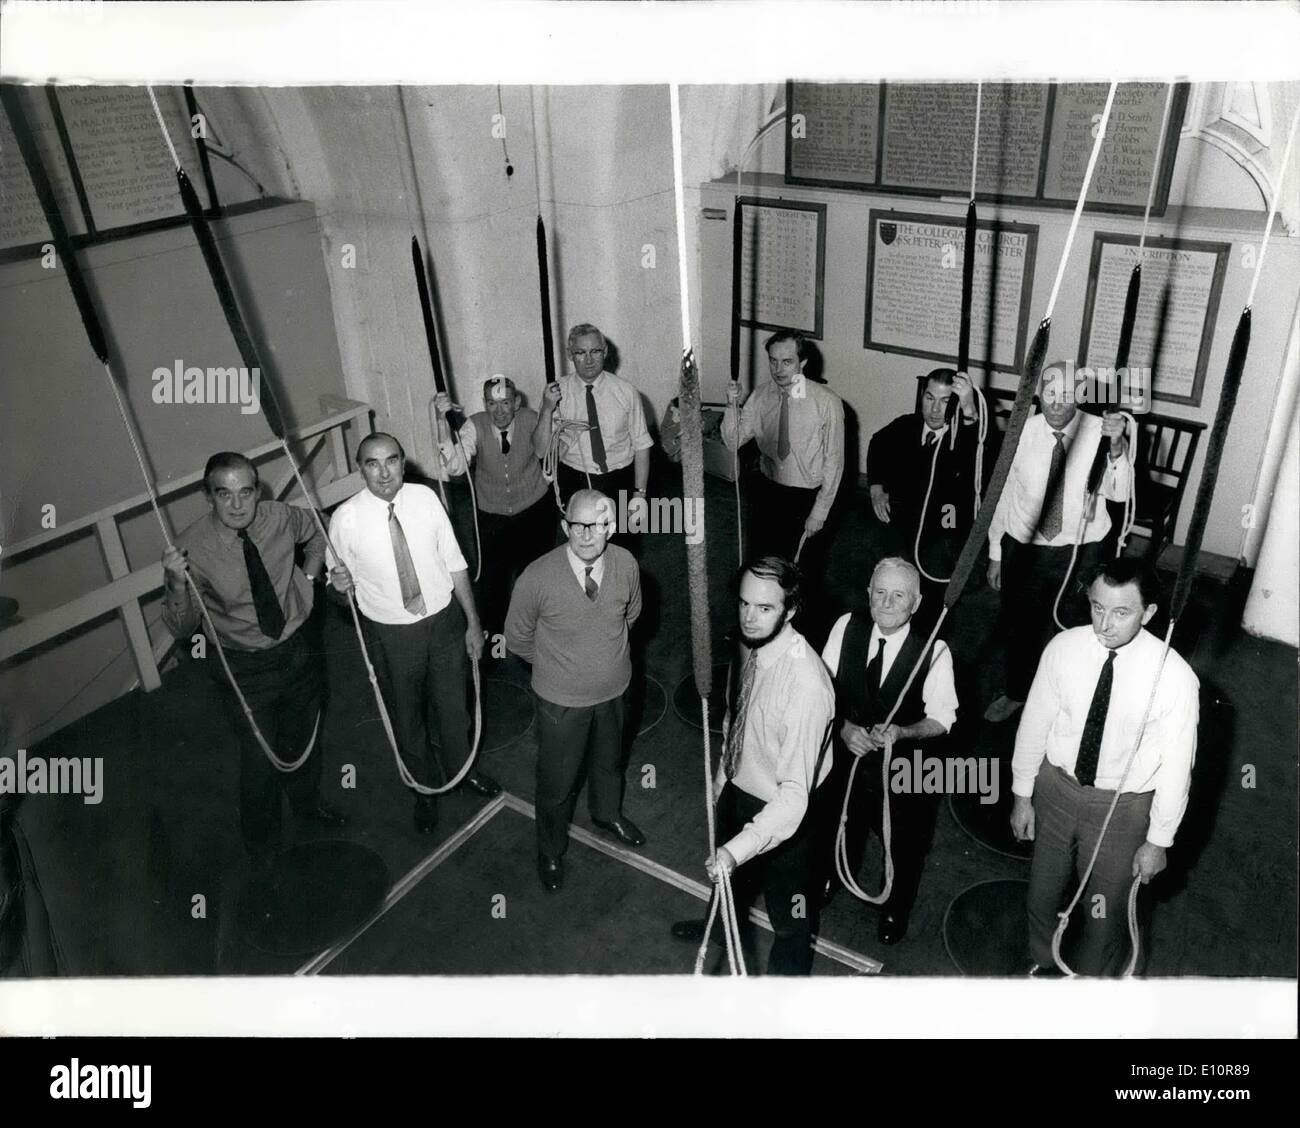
<box><xmin>819</xmin><ymin>557</ymin><xmax>959</xmax><ymax>944</ymax></box>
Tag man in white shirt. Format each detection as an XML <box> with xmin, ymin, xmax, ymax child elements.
<box><xmin>670</xmin><ymin>555</ymin><xmax>836</xmax><ymax>975</ymax></box>
<box><xmin>532</xmin><ymin>324</ymin><xmax>653</xmax><ymax>546</ymax></box>
<box><xmin>1011</xmin><ymin>557</ymin><xmax>1199</xmax><ymax>976</ymax></box>
<box><xmin>723</xmin><ymin>331</ymin><xmax>845</xmax><ymax>573</ymax></box>
<box><xmin>328</xmin><ymin>433</ymin><xmax>500</xmax><ymax>836</ymax></box>
<box><xmin>985</xmin><ymin>362</ymin><xmax>1132</xmax><ymax>722</ymax></box>
<box><xmin>819</xmin><ymin>557</ymin><xmax>959</xmax><ymax>944</ymax></box>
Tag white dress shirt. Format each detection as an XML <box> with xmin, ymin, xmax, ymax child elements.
<box><xmin>1012</xmin><ymin>625</ymin><xmax>1199</xmax><ymax>848</ymax></box>
<box><xmin>553</xmin><ymin>370</ymin><xmax>653</xmax><ymax>473</ymax></box>
<box><xmin>713</xmin><ymin>624</ymin><xmax>836</xmax><ymax>866</ymax></box>
<box><xmin>988</xmin><ymin>411</ymin><xmax>1132</xmax><ymax>561</ymax></box>
<box><xmin>821</xmin><ymin>614</ymin><xmax>959</xmax><ymax>733</ymax></box>
<box><xmin>722</xmin><ymin>376</ymin><xmax>846</xmax><ymax>522</ymax></box>
<box><xmin>328</xmin><ymin>482</ymin><xmax>467</xmax><ymax>625</ymax></box>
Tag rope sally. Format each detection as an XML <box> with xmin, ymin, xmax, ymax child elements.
<box><xmin>834</xmin><ymin>82</ymin><xmax>1121</xmax><ymax>909</ymax></box>
<box><xmin>671</xmin><ymin>85</ymin><xmax>746</xmax><ymax>974</ymax></box>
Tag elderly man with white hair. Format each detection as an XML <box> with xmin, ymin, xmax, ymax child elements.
<box><xmin>505</xmin><ymin>489</ymin><xmax>645</xmax><ymax>891</ymax></box>
<box><xmin>819</xmin><ymin>556</ymin><xmax>959</xmax><ymax>945</ymax></box>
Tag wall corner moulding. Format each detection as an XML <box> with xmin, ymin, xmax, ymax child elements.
<box><xmin>1185</xmin><ymin>81</ymin><xmax>1298</xmax><ymax>232</ymax></box>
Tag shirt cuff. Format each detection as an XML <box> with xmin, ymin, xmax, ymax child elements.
<box><xmin>721</xmin><ymin>828</ymin><xmax>761</xmax><ymax>868</ymax></box>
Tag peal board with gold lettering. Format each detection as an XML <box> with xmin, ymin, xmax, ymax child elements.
<box><xmin>788</xmin><ymin>81</ymin><xmax>1186</xmax><ymax>216</ymax></box>
<box><xmin>865</xmin><ymin>210</ymin><xmax>1037</xmax><ymax>372</ymax></box>
<box><xmin>1078</xmin><ymin>234</ymin><xmax>1230</xmax><ymax>408</ymax></box>
<box><xmin>734</xmin><ymin>197</ymin><xmax>826</xmax><ymax>338</ymax></box>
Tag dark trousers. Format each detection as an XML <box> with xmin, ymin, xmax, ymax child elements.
<box><xmin>1027</xmin><ymin>762</ymin><xmax>1153</xmax><ymax>975</ymax></box>
<box><xmin>817</xmin><ymin>743</ymin><xmax>940</xmax><ymax>920</ymax></box>
<box><xmin>556</xmin><ymin>462</ymin><xmax>638</xmax><ymax>556</ymax></box>
<box><xmin>746</xmin><ymin>473</ymin><xmax>819</xmax><ymax>565</ymax></box>
<box><xmin>1000</xmin><ymin>535</ymin><xmax>1101</xmax><ymax>701</ymax></box>
<box><xmin>477</xmin><ymin>494</ymin><xmax>555</xmax><ymax>637</ymax></box>
<box><xmin>361</xmin><ymin>600</ymin><xmax>471</xmax><ymax>807</ymax></box>
<box><xmin>215</xmin><ymin>624</ymin><xmax>324</xmax><ymax>855</ymax></box>
<box><xmin>721</xmin><ymin>783</ymin><xmax>820</xmax><ymax>976</ymax></box>
<box><xmin>534</xmin><ymin>693</ymin><xmax>627</xmax><ymax>859</ymax></box>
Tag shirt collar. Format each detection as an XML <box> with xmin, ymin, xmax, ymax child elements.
<box><xmin>870</xmin><ymin>619</ymin><xmax>912</xmax><ymax>656</ymax></box>
<box><xmin>209</xmin><ymin>507</ymin><xmax>258</xmax><ymax>547</ymax></box>
<box><xmin>1043</xmin><ymin>411</ymin><xmax>1083</xmax><ymax>441</ymax></box>
<box><xmin>565</xmin><ymin>544</ymin><xmax>605</xmax><ymax>579</ymax></box>
<box><xmin>360</xmin><ymin>482</ymin><xmax>407</xmax><ymax>511</ymax></box>
<box><xmin>921</xmin><ymin>420</ymin><xmax>948</xmax><ymax>443</ymax></box>
<box><xmin>753</xmin><ymin>622</ymin><xmax>800</xmax><ymax>670</ymax></box>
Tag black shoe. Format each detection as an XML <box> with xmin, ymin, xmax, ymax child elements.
<box><xmin>538</xmin><ymin>854</ymin><xmax>563</xmax><ymax>892</ymax></box>
<box><xmin>670</xmin><ymin>919</ymin><xmax>722</xmax><ymax>945</ymax></box>
<box><xmin>413</xmin><ymin>798</ymin><xmax>439</xmax><ymax>835</ymax></box>
<box><xmin>464</xmin><ymin>771</ymin><xmax>502</xmax><ymax>798</ymax></box>
<box><xmin>878</xmin><ymin>911</ymin><xmax>909</xmax><ymax>945</ymax></box>
<box><xmin>1028</xmin><ymin>962</ymin><xmax>1066</xmax><ymax>978</ymax></box>
<box><xmin>299</xmin><ymin>799</ymin><xmax>349</xmax><ymax>829</ymax></box>
<box><xmin>592</xmin><ymin>816</ymin><xmax>646</xmax><ymax>848</ymax></box>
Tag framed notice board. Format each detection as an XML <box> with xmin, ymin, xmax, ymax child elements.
<box><xmin>865</xmin><ymin>209</ymin><xmax>1038</xmax><ymax>373</ymax></box>
<box><xmin>1078</xmin><ymin>233</ymin><xmax>1230</xmax><ymax>408</ymax></box>
<box><xmin>732</xmin><ymin>197</ymin><xmax>827</xmax><ymax>339</ymax></box>
<box><xmin>786</xmin><ymin>81</ymin><xmax>1188</xmax><ymax>217</ymax></box>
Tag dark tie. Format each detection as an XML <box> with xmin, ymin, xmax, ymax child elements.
<box><xmin>777</xmin><ymin>390</ymin><xmax>791</xmax><ymax>461</ymax></box>
<box><xmin>1075</xmin><ymin>650</ymin><xmax>1116</xmax><ymax>787</ymax></box>
<box><xmin>584</xmin><ymin>564</ymin><xmax>598</xmax><ymax>601</ymax></box>
<box><xmin>388</xmin><ymin>502</ymin><xmax>426</xmax><ymax>616</ymax></box>
<box><xmin>585</xmin><ymin>384</ymin><xmax>608</xmax><ymax>474</ymax></box>
<box><xmin>1040</xmin><ymin>430</ymin><xmax>1067</xmax><ymax>540</ymax></box>
<box><xmin>500</xmin><ymin>428</ymin><xmax>510</xmax><ymax>455</ymax></box>
<box><xmin>238</xmin><ymin>528</ymin><xmax>285</xmax><ymax>640</ymax></box>
<box><xmin>865</xmin><ymin>636</ymin><xmax>886</xmax><ymax>693</ymax></box>
<box><xmin>923</xmin><ymin>429</ymin><xmax>938</xmax><ymax>449</ymax></box>
<box><xmin>724</xmin><ymin>652</ymin><xmax>758</xmax><ymax>779</ymax></box>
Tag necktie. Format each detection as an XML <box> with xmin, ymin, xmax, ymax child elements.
<box><xmin>585</xmin><ymin>384</ymin><xmax>608</xmax><ymax>474</ymax></box>
<box><xmin>238</xmin><ymin>528</ymin><xmax>286</xmax><ymax>640</ymax></box>
<box><xmin>584</xmin><ymin>564</ymin><xmax>598</xmax><ymax>601</ymax></box>
<box><xmin>923</xmin><ymin>429</ymin><xmax>938</xmax><ymax>449</ymax></box>
<box><xmin>1075</xmin><ymin>650</ymin><xmax>1116</xmax><ymax>787</ymax></box>
<box><xmin>500</xmin><ymin>429</ymin><xmax>510</xmax><ymax>455</ymax></box>
<box><xmin>724</xmin><ymin>652</ymin><xmax>758</xmax><ymax>779</ymax></box>
<box><xmin>777</xmin><ymin>389</ymin><xmax>792</xmax><ymax>461</ymax></box>
<box><xmin>1040</xmin><ymin>430</ymin><xmax>1067</xmax><ymax>540</ymax></box>
<box><xmin>865</xmin><ymin>636</ymin><xmax>886</xmax><ymax>693</ymax></box>
<box><xmin>388</xmin><ymin>502</ymin><xmax>426</xmax><ymax>616</ymax></box>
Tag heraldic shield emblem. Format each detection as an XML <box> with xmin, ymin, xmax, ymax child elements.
<box><xmin>880</xmin><ymin>222</ymin><xmax>897</xmax><ymax>246</ymax></box>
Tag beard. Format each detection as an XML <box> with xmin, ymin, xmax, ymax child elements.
<box><xmin>741</xmin><ymin>609</ymin><xmax>791</xmax><ymax>651</ymax></box>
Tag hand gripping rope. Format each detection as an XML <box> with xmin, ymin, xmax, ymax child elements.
<box><xmin>671</xmin><ymin>85</ymin><xmax>746</xmax><ymax>974</ymax></box>
<box><xmin>1049</xmin><ymin>94</ymin><xmax>1299</xmax><ymax>977</ymax></box>
<box><xmin>834</xmin><ymin>83</ymin><xmax>1121</xmax><ymax>910</ymax></box>
<box><xmin>144</xmin><ymin>88</ymin><xmax>483</xmax><ymax>793</ymax></box>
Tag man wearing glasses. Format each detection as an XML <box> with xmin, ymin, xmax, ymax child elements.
<box><xmin>505</xmin><ymin>489</ymin><xmax>646</xmax><ymax>891</ymax></box>
<box><xmin>532</xmin><ymin>323</ymin><xmax>653</xmax><ymax>528</ymax></box>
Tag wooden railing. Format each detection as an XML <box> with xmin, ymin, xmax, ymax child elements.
<box><xmin>0</xmin><ymin>396</ymin><xmax>373</xmax><ymax>692</ymax></box>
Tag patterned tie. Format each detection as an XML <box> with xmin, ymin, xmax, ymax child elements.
<box><xmin>1040</xmin><ymin>430</ymin><xmax>1067</xmax><ymax>540</ymax></box>
<box><xmin>238</xmin><ymin>528</ymin><xmax>285</xmax><ymax>640</ymax></box>
<box><xmin>724</xmin><ymin>652</ymin><xmax>758</xmax><ymax>779</ymax></box>
<box><xmin>585</xmin><ymin>383</ymin><xmax>608</xmax><ymax>474</ymax></box>
<box><xmin>1075</xmin><ymin>650</ymin><xmax>1116</xmax><ymax>787</ymax></box>
<box><xmin>865</xmin><ymin>636</ymin><xmax>886</xmax><ymax>693</ymax></box>
<box><xmin>500</xmin><ymin>428</ymin><xmax>510</xmax><ymax>455</ymax></box>
<box><xmin>584</xmin><ymin>564</ymin><xmax>598</xmax><ymax>601</ymax></box>
<box><xmin>777</xmin><ymin>389</ymin><xmax>792</xmax><ymax>461</ymax></box>
<box><xmin>388</xmin><ymin>502</ymin><xmax>426</xmax><ymax>616</ymax></box>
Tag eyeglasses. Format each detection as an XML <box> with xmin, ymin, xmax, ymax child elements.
<box><xmin>570</xmin><ymin>348</ymin><xmax>605</xmax><ymax>359</ymax></box>
<box><xmin>566</xmin><ymin>521</ymin><xmax>607</xmax><ymax>536</ymax></box>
